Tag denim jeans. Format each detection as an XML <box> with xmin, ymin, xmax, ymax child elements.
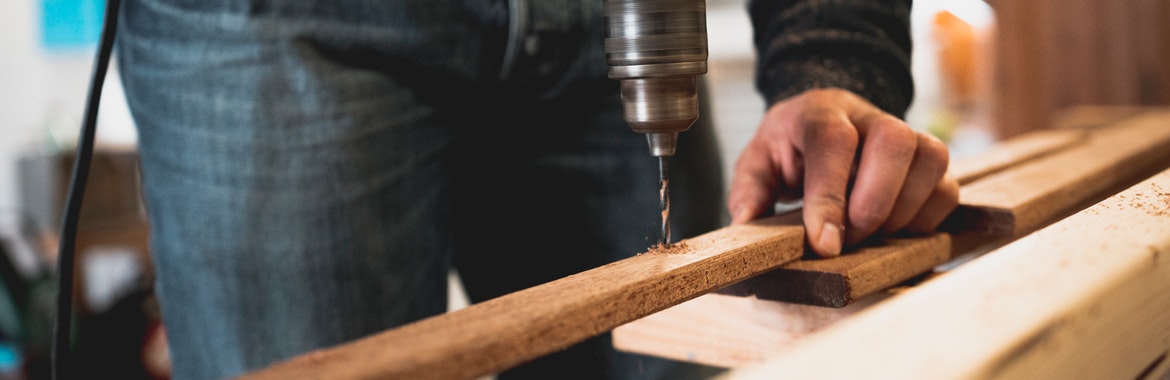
<box><xmin>117</xmin><ymin>0</ymin><xmax>725</xmax><ymax>378</ymax></box>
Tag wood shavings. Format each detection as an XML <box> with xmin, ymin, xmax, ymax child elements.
<box><xmin>1108</xmin><ymin>183</ymin><xmax>1170</xmax><ymax>217</ymax></box>
<box><xmin>647</xmin><ymin>241</ymin><xmax>691</xmax><ymax>255</ymax></box>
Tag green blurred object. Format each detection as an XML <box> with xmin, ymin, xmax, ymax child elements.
<box><xmin>925</xmin><ymin>107</ymin><xmax>958</xmax><ymax>144</ymax></box>
<box><xmin>0</xmin><ymin>217</ymin><xmax>58</xmax><ymax>379</ymax></box>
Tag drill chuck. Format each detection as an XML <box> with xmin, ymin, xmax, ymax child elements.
<box><xmin>604</xmin><ymin>0</ymin><xmax>709</xmax><ymax>157</ymax></box>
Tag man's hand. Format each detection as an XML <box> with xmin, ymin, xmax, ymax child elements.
<box><xmin>727</xmin><ymin>88</ymin><xmax>959</xmax><ymax>257</ymax></box>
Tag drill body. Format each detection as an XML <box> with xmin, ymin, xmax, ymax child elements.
<box><xmin>603</xmin><ymin>0</ymin><xmax>709</xmax><ymax>157</ymax></box>
<box><xmin>603</xmin><ymin>0</ymin><xmax>708</xmax><ymax>244</ymax></box>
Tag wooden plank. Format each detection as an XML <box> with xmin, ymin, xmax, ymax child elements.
<box><xmin>236</xmin><ymin>214</ymin><xmax>806</xmax><ymax>380</ymax></box>
<box><xmin>953</xmin><ymin>110</ymin><xmax>1170</xmax><ymax>236</ymax></box>
<box><xmin>725</xmin><ymin>168</ymin><xmax>1170</xmax><ymax>380</ymax></box>
<box><xmin>724</xmin><ymin>233</ymin><xmax>951</xmax><ymax>307</ymax></box>
<box><xmin>948</xmin><ymin>128</ymin><xmax>1085</xmax><ymax>185</ymax></box>
<box><xmin>1050</xmin><ymin>105</ymin><xmax>1156</xmax><ymax>130</ymax></box>
<box><xmin>612</xmin><ymin>233</ymin><xmax>959</xmax><ymax>368</ymax></box>
<box><xmin>612</xmin><ymin>292</ymin><xmax>891</xmax><ymax>369</ymax></box>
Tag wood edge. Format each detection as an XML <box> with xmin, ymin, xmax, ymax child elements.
<box><xmin>1050</xmin><ymin>105</ymin><xmax>1158</xmax><ymax>130</ymax></box>
<box><xmin>950</xmin><ymin>128</ymin><xmax>1087</xmax><ymax>185</ymax></box>
<box><xmin>743</xmin><ymin>233</ymin><xmax>951</xmax><ymax>308</ymax></box>
<box><xmin>742</xmin><ymin>269</ymin><xmax>851</xmax><ymax>308</ymax></box>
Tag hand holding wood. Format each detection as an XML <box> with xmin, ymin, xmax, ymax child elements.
<box><xmin>727</xmin><ymin>88</ymin><xmax>959</xmax><ymax>257</ymax></box>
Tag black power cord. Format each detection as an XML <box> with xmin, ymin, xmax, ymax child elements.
<box><xmin>52</xmin><ymin>0</ymin><xmax>123</xmax><ymax>378</ymax></box>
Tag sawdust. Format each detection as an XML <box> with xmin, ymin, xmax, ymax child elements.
<box><xmin>1151</xmin><ymin>183</ymin><xmax>1170</xmax><ymax>217</ymax></box>
<box><xmin>646</xmin><ymin>241</ymin><xmax>691</xmax><ymax>255</ymax></box>
<box><xmin>1107</xmin><ymin>183</ymin><xmax>1170</xmax><ymax>217</ymax></box>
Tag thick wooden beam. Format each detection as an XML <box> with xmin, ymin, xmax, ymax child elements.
<box><xmin>725</xmin><ymin>168</ymin><xmax>1170</xmax><ymax>380</ymax></box>
<box><xmin>237</xmin><ymin>215</ymin><xmax>805</xmax><ymax>380</ymax></box>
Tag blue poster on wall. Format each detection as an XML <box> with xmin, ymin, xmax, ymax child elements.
<box><xmin>41</xmin><ymin>0</ymin><xmax>106</xmax><ymax>49</ymax></box>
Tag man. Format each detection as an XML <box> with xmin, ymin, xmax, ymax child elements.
<box><xmin>115</xmin><ymin>0</ymin><xmax>956</xmax><ymax>378</ymax></box>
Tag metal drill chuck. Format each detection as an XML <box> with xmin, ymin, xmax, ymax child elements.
<box><xmin>603</xmin><ymin>0</ymin><xmax>709</xmax><ymax>157</ymax></box>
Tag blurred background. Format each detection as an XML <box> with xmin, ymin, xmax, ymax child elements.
<box><xmin>2</xmin><ymin>0</ymin><xmax>1169</xmax><ymax>379</ymax></box>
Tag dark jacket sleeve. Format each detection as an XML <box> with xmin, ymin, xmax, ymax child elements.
<box><xmin>748</xmin><ymin>0</ymin><xmax>914</xmax><ymax>117</ymax></box>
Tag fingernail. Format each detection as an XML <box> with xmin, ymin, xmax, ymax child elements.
<box><xmin>818</xmin><ymin>222</ymin><xmax>842</xmax><ymax>257</ymax></box>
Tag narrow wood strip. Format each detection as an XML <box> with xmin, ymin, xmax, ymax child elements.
<box><xmin>949</xmin><ymin>128</ymin><xmax>1086</xmax><ymax>185</ymax></box>
<box><xmin>1050</xmin><ymin>105</ymin><xmax>1155</xmax><ymax>130</ymax></box>
<box><xmin>952</xmin><ymin>110</ymin><xmax>1170</xmax><ymax>236</ymax></box>
<box><xmin>726</xmin><ymin>168</ymin><xmax>1170</xmax><ymax>380</ymax></box>
<box><xmin>237</xmin><ymin>215</ymin><xmax>805</xmax><ymax>380</ymax></box>
<box><xmin>729</xmin><ymin>233</ymin><xmax>950</xmax><ymax>307</ymax></box>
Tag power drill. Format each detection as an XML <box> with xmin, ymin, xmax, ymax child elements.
<box><xmin>603</xmin><ymin>0</ymin><xmax>708</xmax><ymax>245</ymax></box>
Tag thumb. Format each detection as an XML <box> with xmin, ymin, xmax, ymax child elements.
<box><xmin>804</xmin><ymin>188</ymin><xmax>848</xmax><ymax>257</ymax></box>
<box><xmin>800</xmin><ymin>117</ymin><xmax>858</xmax><ymax>257</ymax></box>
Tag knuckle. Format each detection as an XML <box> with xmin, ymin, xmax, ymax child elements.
<box><xmin>916</xmin><ymin>133</ymin><xmax>951</xmax><ymax>170</ymax></box>
<box><xmin>804</xmin><ymin>114</ymin><xmax>859</xmax><ymax>148</ymax></box>
<box><xmin>938</xmin><ymin>178</ymin><xmax>961</xmax><ymax>206</ymax></box>
<box><xmin>868</xmin><ymin>121</ymin><xmax>918</xmax><ymax>159</ymax></box>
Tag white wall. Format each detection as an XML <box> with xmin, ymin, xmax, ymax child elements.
<box><xmin>0</xmin><ymin>0</ymin><xmax>136</xmax><ymax>219</ymax></box>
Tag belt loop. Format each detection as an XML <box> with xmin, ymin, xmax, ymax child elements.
<box><xmin>498</xmin><ymin>0</ymin><xmax>528</xmax><ymax>80</ymax></box>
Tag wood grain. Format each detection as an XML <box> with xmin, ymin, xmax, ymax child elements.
<box><xmin>237</xmin><ymin>215</ymin><xmax>805</xmax><ymax>380</ymax></box>
<box><xmin>948</xmin><ymin>128</ymin><xmax>1085</xmax><ymax>185</ymax></box>
<box><xmin>726</xmin><ymin>168</ymin><xmax>1170</xmax><ymax>380</ymax></box>
<box><xmin>1050</xmin><ymin>105</ymin><xmax>1156</xmax><ymax>130</ymax></box>
<box><xmin>725</xmin><ymin>233</ymin><xmax>950</xmax><ymax>307</ymax></box>
<box><xmin>612</xmin><ymin>292</ymin><xmax>891</xmax><ymax>369</ymax></box>
<box><xmin>952</xmin><ymin>110</ymin><xmax>1170</xmax><ymax>236</ymax></box>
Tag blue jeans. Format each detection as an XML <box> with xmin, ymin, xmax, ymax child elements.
<box><xmin>117</xmin><ymin>0</ymin><xmax>725</xmax><ymax>378</ymax></box>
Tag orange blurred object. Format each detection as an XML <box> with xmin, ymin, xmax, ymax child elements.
<box><xmin>933</xmin><ymin>10</ymin><xmax>980</xmax><ymax>115</ymax></box>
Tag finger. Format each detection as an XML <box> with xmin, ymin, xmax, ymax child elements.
<box><xmin>844</xmin><ymin>112</ymin><xmax>918</xmax><ymax>245</ymax></box>
<box><xmin>882</xmin><ymin>132</ymin><xmax>951</xmax><ymax>233</ymax></box>
<box><xmin>728</xmin><ymin>106</ymin><xmax>804</xmax><ymax>225</ymax></box>
<box><xmin>905</xmin><ymin>175</ymin><xmax>961</xmax><ymax>233</ymax></box>
<box><xmin>728</xmin><ymin>138</ymin><xmax>783</xmax><ymax>224</ymax></box>
<box><xmin>800</xmin><ymin>110</ymin><xmax>859</xmax><ymax>257</ymax></box>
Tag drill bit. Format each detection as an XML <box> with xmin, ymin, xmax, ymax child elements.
<box><xmin>658</xmin><ymin>156</ymin><xmax>671</xmax><ymax>246</ymax></box>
